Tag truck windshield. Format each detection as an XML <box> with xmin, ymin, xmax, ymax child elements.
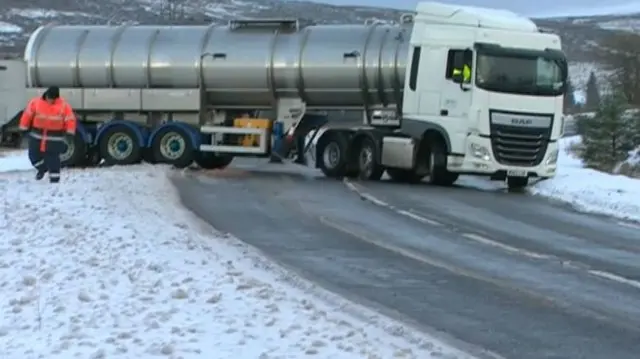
<box><xmin>475</xmin><ymin>49</ymin><xmax>566</xmax><ymax>97</ymax></box>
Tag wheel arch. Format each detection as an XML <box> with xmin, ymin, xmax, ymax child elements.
<box><xmin>402</xmin><ymin>118</ymin><xmax>452</xmax><ymax>154</ymax></box>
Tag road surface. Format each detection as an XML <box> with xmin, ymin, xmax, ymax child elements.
<box><xmin>171</xmin><ymin>160</ymin><xmax>640</xmax><ymax>359</ymax></box>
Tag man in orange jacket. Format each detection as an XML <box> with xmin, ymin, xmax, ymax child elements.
<box><xmin>19</xmin><ymin>86</ymin><xmax>77</xmax><ymax>183</ymax></box>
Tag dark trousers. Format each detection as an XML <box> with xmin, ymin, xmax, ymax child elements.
<box><xmin>28</xmin><ymin>135</ymin><xmax>64</xmax><ymax>181</ymax></box>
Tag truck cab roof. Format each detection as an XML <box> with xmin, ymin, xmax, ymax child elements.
<box><xmin>415</xmin><ymin>1</ymin><xmax>538</xmax><ymax>32</ymax></box>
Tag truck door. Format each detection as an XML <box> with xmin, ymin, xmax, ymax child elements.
<box><xmin>441</xmin><ymin>49</ymin><xmax>473</xmax><ymax>120</ymax></box>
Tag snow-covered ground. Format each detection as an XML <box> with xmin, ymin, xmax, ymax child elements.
<box><xmin>0</xmin><ymin>22</ymin><xmax>22</xmax><ymax>33</ymax></box>
<box><xmin>0</xmin><ymin>152</ymin><xmax>471</xmax><ymax>359</ymax></box>
<box><xmin>529</xmin><ymin>136</ymin><xmax>640</xmax><ymax>223</ymax></box>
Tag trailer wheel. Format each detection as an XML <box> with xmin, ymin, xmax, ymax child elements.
<box><xmin>354</xmin><ymin>137</ymin><xmax>384</xmax><ymax>181</ymax></box>
<box><xmin>99</xmin><ymin>125</ymin><xmax>143</xmax><ymax>166</ymax></box>
<box><xmin>60</xmin><ymin>133</ymin><xmax>87</xmax><ymax>168</ymax></box>
<box><xmin>318</xmin><ymin>132</ymin><xmax>348</xmax><ymax>178</ymax></box>
<box><xmin>195</xmin><ymin>152</ymin><xmax>234</xmax><ymax>170</ymax></box>
<box><xmin>427</xmin><ymin>140</ymin><xmax>458</xmax><ymax>186</ymax></box>
<box><xmin>151</xmin><ymin>127</ymin><xmax>194</xmax><ymax>168</ymax></box>
<box><xmin>386</xmin><ymin>168</ymin><xmax>424</xmax><ymax>183</ymax></box>
<box><xmin>507</xmin><ymin>176</ymin><xmax>529</xmax><ymax>192</ymax></box>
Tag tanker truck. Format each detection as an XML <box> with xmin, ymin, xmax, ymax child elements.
<box><xmin>0</xmin><ymin>1</ymin><xmax>567</xmax><ymax>189</ymax></box>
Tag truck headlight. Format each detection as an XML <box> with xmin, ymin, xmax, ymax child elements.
<box><xmin>545</xmin><ymin>148</ymin><xmax>559</xmax><ymax>165</ymax></box>
<box><xmin>470</xmin><ymin>143</ymin><xmax>490</xmax><ymax>161</ymax></box>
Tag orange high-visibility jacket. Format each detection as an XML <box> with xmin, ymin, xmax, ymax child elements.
<box><xmin>19</xmin><ymin>97</ymin><xmax>77</xmax><ymax>151</ymax></box>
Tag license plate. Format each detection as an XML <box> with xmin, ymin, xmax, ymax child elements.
<box><xmin>507</xmin><ymin>170</ymin><xmax>527</xmax><ymax>177</ymax></box>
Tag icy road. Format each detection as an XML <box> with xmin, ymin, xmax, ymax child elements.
<box><xmin>0</xmin><ymin>151</ymin><xmax>471</xmax><ymax>359</ymax></box>
<box><xmin>173</xmin><ymin>136</ymin><xmax>640</xmax><ymax>359</ymax></box>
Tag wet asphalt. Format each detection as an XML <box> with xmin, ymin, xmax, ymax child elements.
<box><xmin>171</xmin><ymin>159</ymin><xmax>640</xmax><ymax>359</ymax></box>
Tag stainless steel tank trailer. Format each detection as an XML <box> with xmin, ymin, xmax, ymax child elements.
<box><xmin>0</xmin><ymin>1</ymin><xmax>568</xmax><ymax>189</ymax></box>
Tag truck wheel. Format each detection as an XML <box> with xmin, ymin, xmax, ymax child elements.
<box><xmin>387</xmin><ymin>168</ymin><xmax>424</xmax><ymax>183</ymax></box>
<box><xmin>143</xmin><ymin>148</ymin><xmax>157</xmax><ymax>164</ymax></box>
<box><xmin>99</xmin><ymin>125</ymin><xmax>143</xmax><ymax>166</ymax></box>
<box><xmin>427</xmin><ymin>140</ymin><xmax>458</xmax><ymax>186</ymax></box>
<box><xmin>507</xmin><ymin>176</ymin><xmax>529</xmax><ymax>191</ymax></box>
<box><xmin>60</xmin><ymin>133</ymin><xmax>87</xmax><ymax>168</ymax></box>
<box><xmin>355</xmin><ymin>137</ymin><xmax>384</xmax><ymax>181</ymax></box>
<box><xmin>151</xmin><ymin>127</ymin><xmax>194</xmax><ymax>168</ymax></box>
<box><xmin>195</xmin><ymin>152</ymin><xmax>233</xmax><ymax>170</ymax></box>
<box><xmin>318</xmin><ymin>132</ymin><xmax>348</xmax><ymax>178</ymax></box>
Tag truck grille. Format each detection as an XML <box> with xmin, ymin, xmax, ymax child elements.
<box><xmin>489</xmin><ymin>111</ymin><xmax>553</xmax><ymax>167</ymax></box>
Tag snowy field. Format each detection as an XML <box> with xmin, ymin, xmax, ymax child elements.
<box><xmin>0</xmin><ymin>152</ymin><xmax>471</xmax><ymax>359</ymax></box>
<box><xmin>529</xmin><ymin>136</ymin><xmax>640</xmax><ymax>223</ymax></box>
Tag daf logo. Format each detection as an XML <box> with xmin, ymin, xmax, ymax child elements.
<box><xmin>511</xmin><ymin>118</ymin><xmax>533</xmax><ymax>126</ymax></box>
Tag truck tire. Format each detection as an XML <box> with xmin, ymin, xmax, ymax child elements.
<box><xmin>195</xmin><ymin>152</ymin><xmax>233</xmax><ymax>170</ymax></box>
<box><xmin>428</xmin><ymin>140</ymin><xmax>458</xmax><ymax>186</ymax></box>
<box><xmin>99</xmin><ymin>125</ymin><xmax>143</xmax><ymax>166</ymax></box>
<box><xmin>151</xmin><ymin>127</ymin><xmax>195</xmax><ymax>168</ymax></box>
<box><xmin>355</xmin><ymin>137</ymin><xmax>384</xmax><ymax>181</ymax></box>
<box><xmin>60</xmin><ymin>133</ymin><xmax>87</xmax><ymax>168</ymax></box>
<box><xmin>318</xmin><ymin>132</ymin><xmax>348</xmax><ymax>178</ymax></box>
<box><xmin>386</xmin><ymin>168</ymin><xmax>424</xmax><ymax>183</ymax></box>
<box><xmin>507</xmin><ymin>176</ymin><xmax>529</xmax><ymax>191</ymax></box>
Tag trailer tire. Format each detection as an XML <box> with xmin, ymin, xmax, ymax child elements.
<box><xmin>151</xmin><ymin>127</ymin><xmax>194</xmax><ymax>168</ymax></box>
<box><xmin>99</xmin><ymin>125</ymin><xmax>143</xmax><ymax>166</ymax></box>
<box><xmin>143</xmin><ymin>148</ymin><xmax>157</xmax><ymax>164</ymax></box>
<box><xmin>427</xmin><ymin>140</ymin><xmax>458</xmax><ymax>186</ymax></box>
<box><xmin>386</xmin><ymin>168</ymin><xmax>424</xmax><ymax>183</ymax></box>
<box><xmin>84</xmin><ymin>147</ymin><xmax>102</xmax><ymax>167</ymax></box>
<box><xmin>507</xmin><ymin>176</ymin><xmax>529</xmax><ymax>192</ymax></box>
<box><xmin>354</xmin><ymin>136</ymin><xmax>384</xmax><ymax>181</ymax></box>
<box><xmin>318</xmin><ymin>132</ymin><xmax>349</xmax><ymax>178</ymax></box>
<box><xmin>60</xmin><ymin>133</ymin><xmax>88</xmax><ymax>168</ymax></box>
<box><xmin>195</xmin><ymin>152</ymin><xmax>234</xmax><ymax>170</ymax></box>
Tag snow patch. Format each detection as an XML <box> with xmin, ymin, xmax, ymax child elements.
<box><xmin>530</xmin><ymin>136</ymin><xmax>640</xmax><ymax>223</ymax></box>
<box><xmin>8</xmin><ymin>8</ymin><xmax>97</xmax><ymax>19</ymax></box>
<box><xmin>598</xmin><ymin>18</ymin><xmax>640</xmax><ymax>32</ymax></box>
<box><xmin>569</xmin><ymin>62</ymin><xmax>612</xmax><ymax>94</ymax></box>
<box><xmin>0</xmin><ymin>22</ymin><xmax>22</xmax><ymax>33</ymax></box>
<box><xmin>0</xmin><ymin>155</ymin><xmax>473</xmax><ymax>359</ymax></box>
<box><xmin>0</xmin><ymin>151</ymin><xmax>32</xmax><ymax>172</ymax></box>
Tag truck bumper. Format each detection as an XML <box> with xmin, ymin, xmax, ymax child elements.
<box><xmin>446</xmin><ymin>135</ymin><xmax>558</xmax><ymax>179</ymax></box>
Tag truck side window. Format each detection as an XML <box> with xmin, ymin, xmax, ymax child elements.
<box><xmin>445</xmin><ymin>50</ymin><xmax>465</xmax><ymax>79</ymax></box>
<box><xmin>409</xmin><ymin>46</ymin><xmax>421</xmax><ymax>91</ymax></box>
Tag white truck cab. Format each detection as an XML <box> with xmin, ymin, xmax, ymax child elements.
<box><xmin>397</xmin><ymin>2</ymin><xmax>566</xmax><ymax>188</ymax></box>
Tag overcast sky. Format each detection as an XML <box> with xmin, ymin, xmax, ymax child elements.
<box><xmin>305</xmin><ymin>0</ymin><xmax>640</xmax><ymax>17</ymax></box>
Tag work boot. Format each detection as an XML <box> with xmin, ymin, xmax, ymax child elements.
<box><xmin>35</xmin><ymin>170</ymin><xmax>45</xmax><ymax>181</ymax></box>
